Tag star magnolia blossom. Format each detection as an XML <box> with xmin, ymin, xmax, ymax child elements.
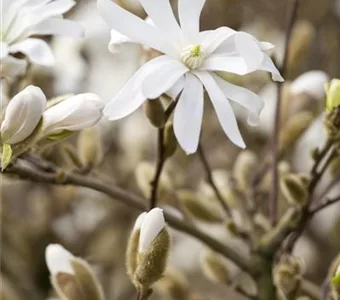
<box><xmin>98</xmin><ymin>0</ymin><xmax>284</xmax><ymax>154</ymax></box>
<box><xmin>1</xmin><ymin>0</ymin><xmax>84</xmax><ymax>71</ymax></box>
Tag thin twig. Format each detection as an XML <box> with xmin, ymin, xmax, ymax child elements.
<box><xmin>310</xmin><ymin>194</ymin><xmax>340</xmax><ymax>216</ymax></box>
<box><xmin>4</xmin><ymin>159</ymin><xmax>252</xmax><ymax>273</ymax></box>
<box><xmin>270</xmin><ymin>0</ymin><xmax>300</xmax><ymax>225</ymax></box>
<box><xmin>197</xmin><ymin>143</ymin><xmax>233</xmax><ymax>218</ymax></box>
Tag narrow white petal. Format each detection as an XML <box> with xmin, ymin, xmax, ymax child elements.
<box><xmin>212</xmin><ymin>73</ymin><xmax>264</xmax><ymax>126</ymax></box>
<box><xmin>201</xmin><ymin>55</ymin><xmax>250</xmax><ymax>75</ymax></box>
<box><xmin>195</xmin><ymin>71</ymin><xmax>246</xmax><ymax>149</ymax></box>
<box><xmin>133</xmin><ymin>212</ymin><xmax>147</xmax><ymax>231</ymax></box>
<box><xmin>139</xmin><ymin>0</ymin><xmax>181</xmax><ymax>43</ymax></box>
<box><xmin>200</xmin><ymin>27</ymin><xmax>236</xmax><ymax>56</ymax></box>
<box><xmin>260</xmin><ymin>42</ymin><xmax>275</xmax><ymax>51</ymax></box>
<box><xmin>45</xmin><ymin>244</ymin><xmax>75</xmax><ymax>276</ymax></box>
<box><xmin>97</xmin><ymin>0</ymin><xmax>176</xmax><ymax>56</ymax></box>
<box><xmin>0</xmin><ymin>42</ymin><xmax>9</xmax><ymax>59</ymax></box>
<box><xmin>166</xmin><ymin>76</ymin><xmax>185</xmax><ymax>100</ymax></box>
<box><xmin>178</xmin><ymin>0</ymin><xmax>206</xmax><ymax>39</ymax></box>
<box><xmin>31</xmin><ymin>18</ymin><xmax>85</xmax><ymax>38</ymax></box>
<box><xmin>142</xmin><ymin>61</ymin><xmax>188</xmax><ymax>99</ymax></box>
<box><xmin>104</xmin><ymin>55</ymin><xmax>174</xmax><ymax>120</ymax></box>
<box><xmin>9</xmin><ymin>39</ymin><xmax>55</xmax><ymax>66</ymax></box>
<box><xmin>139</xmin><ymin>208</ymin><xmax>165</xmax><ymax>253</ymax></box>
<box><xmin>174</xmin><ymin>73</ymin><xmax>204</xmax><ymax>154</ymax></box>
<box><xmin>259</xmin><ymin>54</ymin><xmax>284</xmax><ymax>82</ymax></box>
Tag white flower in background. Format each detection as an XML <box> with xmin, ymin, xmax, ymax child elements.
<box><xmin>0</xmin><ymin>0</ymin><xmax>84</xmax><ymax>72</ymax></box>
<box><xmin>98</xmin><ymin>0</ymin><xmax>283</xmax><ymax>154</ymax></box>
<box><xmin>42</xmin><ymin>93</ymin><xmax>104</xmax><ymax>136</ymax></box>
<box><xmin>45</xmin><ymin>244</ymin><xmax>75</xmax><ymax>275</ymax></box>
<box><xmin>136</xmin><ymin>208</ymin><xmax>166</xmax><ymax>253</ymax></box>
<box><xmin>1</xmin><ymin>85</ymin><xmax>46</xmax><ymax>144</ymax></box>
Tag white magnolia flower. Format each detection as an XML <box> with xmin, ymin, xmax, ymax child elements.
<box><xmin>98</xmin><ymin>0</ymin><xmax>283</xmax><ymax>154</ymax></box>
<box><xmin>42</xmin><ymin>93</ymin><xmax>104</xmax><ymax>136</ymax></box>
<box><xmin>45</xmin><ymin>244</ymin><xmax>75</xmax><ymax>276</ymax></box>
<box><xmin>1</xmin><ymin>85</ymin><xmax>46</xmax><ymax>144</ymax></box>
<box><xmin>136</xmin><ymin>207</ymin><xmax>166</xmax><ymax>253</ymax></box>
<box><xmin>1</xmin><ymin>0</ymin><xmax>84</xmax><ymax>71</ymax></box>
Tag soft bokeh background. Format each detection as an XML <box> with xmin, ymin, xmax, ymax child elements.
<box><xmin>2</xmin><ymin>0</ymin><xmax>340</xmax><ymax>299</ymax></box>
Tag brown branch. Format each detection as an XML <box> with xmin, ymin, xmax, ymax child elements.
<box><xmin>197</xmin><ymin>143</ymin><xmax>232</xmax><ymax>218</ymax></box>
<box><xmin>270</xmin><ymin>0</ymin><xmax>300</xmax><ymax>225</ymax></box>
<box><xmin>4</xmin><ymin>159</ymin><xmax>252</xmax><ymax>273</ymax></box>
<box><xmin>310</xmin><ymin>194</ymin><xmax>340</xmax><ymax>216</ymax></box>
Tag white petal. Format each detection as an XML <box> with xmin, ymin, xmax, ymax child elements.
<box><xmin>133</xmin><ymin>212</ymin><xmax>147</xmax><ymax>231</ymax></box>
<box><xmin>166</xmin><ymin>76</ymin><xmax>185</xmax><ymax>100</ymax></box>
<box><xmin>103</xmin><ymin>55</ymin><xmax>174</xmax><ymax>120</ymax></box>
<box><xmin>0</xmin><ymin>42</ymin><xmax>9</xmax><ymax>59</ymax></box>
<box><xmin>139</xmin><ymin>208</ymin><xmax>165</xmax><ymax>253</ymax></box>
<box><xmin>9</xmin><ymin>39</ymin><xmax>55</xmax><ymax>66</ymax></box>
<box><xmin>97</xmin><ymin>0</ymin><xmax>176</xmax><ymax>56</ymax></box>
<box><xmin>200</xmin><ymin>27</ymin><xmax>236</xmax><ymax>56</ymax></box>
<box><xmin>212</xmin><ymin>73</ymin><xmax>264</xmax><ymax>126</ymax></box>
<box><xmin>258</xmin><ymin>54</ymin><xmax>284</xmax><ymax>82</ymax></box>
<box><xmin>108</xmin><ymin>29</ymin><xmax>133</xmax><ymax>53</ymax></box>
<box><xmin>31</xmin><ymin>18</ymin><xmax>85</xmax><ymax>38</ymax></box>
<box><xmin>142</xmin><ymin>61</ymin><xmax>188</xmax><ymax>99</ymax></box>
<box><xmin>260</xmin><ymin>41</ymin><xmax>275</xmax><ymax>51</ymax></box>
<box><xmin>194</xmin><ymin>71</ymin><xmax>245</xmax><ymax>149</ymax></box>
<box><xmin>139</xmin><ymin>0</ymin><xmax>181</xmax><ymax>43</ymax></box>
<box><xmin>174</xmin><ymin>73</ymin><xmax>204</xmax><ymax>154</ymax></box>
<box><xmin>45</xmin><ymin>244</ymin><xmax>75</xmax><ymax>276</ymax></box>
<box><xmin>201</xmin><ymin>55</ymin><xmax>250</xmax><ymax>75</ymax></box>
<box><xmin>178</xmin><ymin>0</ymin><xmax>206</xmax><ymax>40</ymax></box>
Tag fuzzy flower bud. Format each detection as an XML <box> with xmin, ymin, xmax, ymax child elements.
<box><xmin>1</xmin><ymin>86</ymin><xmax>46</xmax><ymax>144</ymax></box>
<box><xmin>280</xmin><ymin>173</ymin><xmax>309</xmax><ymax>206</ymax></box>
<box><xmin>143</xmin><ymin>99</ymin><xmax>165</xmax><ymax>128</ymax></box>
<box><xmin>325</xmin><ymin>79</ymin><xmax>340</xmax><ymax>111</ymax></box>
<box><xmin>126</xmin><ymin>208</ymin><xmax>170</xmax><ymax>297</ymax></box>
<box><xmin>200</xmin><ymin>250</ymin><xmax>230</xmax><ymax>284</ymax></box>
<box><xmin>42</xmin><ymin>94</ymin><xmax>104</xmax><ymax>138</ymax></box>
<box><xmin>45</xmin><ymin>244</ymin><xmax>103</xmax><ymax>300</ymax></box>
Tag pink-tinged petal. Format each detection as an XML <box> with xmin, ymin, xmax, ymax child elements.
<box><xmin>103</xmin><ymin>55</ymin><xmax>174</xmax><ymax>120</ymax></box>
<box><xmin>97</xmin><ymin>0</ymin><xmax>176</xmax><ymax>56</ymax></box>
<box><xmin>9</xmin><ymin>38</ymin><xmax>55</xmax><ymax>66</ymax></box>
<box><xmin>212</xmin><ymin>73</ymin><xmax>264</xmax><ymax>126</ymax></box>
<box><xmin>195</xmin><ymin>71</ymin><xmax>245</xmax><ymax>149</ymax></box>
<box><xmin>178</xmin><ymin>0</ymin><xmax>206</xmax><ymax>40</ymax></box>
<box><xmin>166</xmin><ymin>76</ymin><xmax>185</xmax><ymax>100</ymax></box>
<box><xmin>173</xmin><ymin>73</ymin><xmax>204</xmax><ymax>154</ymax></box>
<box><xmin>139</xmin><ymin>0</ymin><xmax>181</xmax><ymax>44</ymax></box>
<box><xmin>142</xmin><ymin>61</ymin><xmax>188</xmax><ymax>99</ymax></box>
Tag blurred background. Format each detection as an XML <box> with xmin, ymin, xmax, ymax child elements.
<box><xmin>2</xmin><ymin>0</ymin><xmax>340</xmax><ymax>299</ymax></box>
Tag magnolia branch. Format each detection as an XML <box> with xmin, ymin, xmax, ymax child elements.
<box><xmin>5</xmin><ymin>159</ymin><xmax>252</xmax><ymax>273</ymax></box>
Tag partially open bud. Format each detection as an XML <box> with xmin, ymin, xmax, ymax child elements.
<box><xmin>325</xmin><ymin>79</ymin><xmax>340</xmax><ymax>112</ymax></box>
<box><xmin>45</xmin><ymin>244</ymin><xmax>103</xmax><ymax>300</ymax></box>
<box><xmin>178</xmin><ymin>190</ymin><xmax>223</xmax><ymax>223</ymax></box>
<box><xmin>77</xmin><ymin>127</ymin><xmax>103</xmax><ymax>169</ymax></box>
<box><xmin>143</xmin><ymin>99</ymin><xmax>165</xmax><ymax>128</ymax></box>
<box><xmin>163</xmin><ymin>122</ymin><xmax>177</xmax><ymax>159</ymax></box>
<box><xmin>280</xmin><ymin>173</ymin><xmax>309</xmax><ymax>206</ymax></box>
<box><xmin>42</xmin><ymin>94</ymin><xmax>104</xmax><ymax>139</ymax></box>
<box><xmin>126</xmin><ymin>208</ymin><xmax>170</xmax><ymax>297</ymax></box>
<box><xmin>200</xmin><ymin>250</ymin><xmax>230</xmax><ymax>284</ymax></box>
<box><xmin>1</xmin><ymin>85</ymin><xmax>46</xmax><ymax>144</ymax></box>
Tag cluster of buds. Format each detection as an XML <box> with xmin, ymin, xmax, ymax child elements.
<box><xmin>126</xmin><ymin>208</ymin><xmax>170</xmax><ymax>299</ymax></box>
<box><xmin>325</xmin><ymin>79</ymin><xmax>340</xmax><ymax>141</ymax></box>
<box><xmin>45</xmin><ymin>244</ymin><xmax>104</xmax><ymax>300</ymax></box>
<box><xmin>0</xmin><ymin>85</ymin><xmax>104</xmax><ymax>169</ymax></box>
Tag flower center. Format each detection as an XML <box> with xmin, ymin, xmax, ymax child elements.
<box><xmin>180</xmin><ymin>44</ymin><xmax>205</xmax><ymax>69</ymax></box>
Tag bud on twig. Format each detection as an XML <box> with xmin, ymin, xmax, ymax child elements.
<box><xmin>200</xmin><ymin>250</ymin><xmax>230</xmax><ymax>284</ymax></box>
<box><xmin>163</xmin><ymin>122</ymin><xmax>177</xmax><ymax>159</ymax></box>
<box><xmin>143</xmin><ymin>99</ymin><xmax>165</xmax><ymax>128</ymax></box>
<box><xmin>325</xmin><ymin>79</ymin><xmax>340</xmax><ymax>142</ymax></box>
<box><xmin>331</xmin><ymin>262</ymin><xmax>340</xmax><ymax>299</ymax></box>
<box><xmin>233</xmin><ymin>150</ymin><xmax>257</xmax><ymax>192</ymax></box>
<box><xmin>325</xmin><ymin>79</ymin><xmax>340</xmax><ymax>112</ymax></box>
<box><xmin>45</xmin><ymin>244</ymin><xmax>103</xmax><ymax>300</ymax></box>
<box><xmin>280</xmin><ymin>173</ymin><xmax>309</xmax><ymax>206</ymax></box>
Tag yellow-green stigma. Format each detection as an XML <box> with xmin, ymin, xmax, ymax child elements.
<box><xmin>180</xmin><ymin>44</ymin><xmax>205</xmax><ymax>69</ymax></box>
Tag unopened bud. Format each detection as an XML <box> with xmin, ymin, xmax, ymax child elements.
<box><xmin>163</xmin><ymin>122</ymin><xmax>177</xmax><ymax>159</ymax></box>
<box><xmin>61</xmin><ymin>144</ymin><xmax>84</xmax><ymax>169</ymax></box>
<box><xmin>325</xmin><ymin>106</ymin><xmax>340</xmax><ymax>141</ymax></box>
<box><xmin>200</xmin><ymin>250</ymin><xmax>230</xmax><ymax>284</ymax></box>
<box><xmin>77</xmin><ymin>127</ymin><xmax>103</xmax><ymax>169</ymax></box>
<box><xmin>225</xmin><ymin>219</ymin><xmax>240</xmax><ymax>237</ymax></box>
<box><xmin>143</xmin><ymin>99</ymin><xmax>165</xmax><ymax>128</ymax></box>
<box><xmin>178</xmin><ymin>190</ymin><xmax>223</xmax><ymax>223</ymax></box>
<box><xmin>254</xmin><ymin>213</ymin><xmax>272</xmax><ymax>233</ymax></box>
<box><xmin>325</xmin><ymin>79</ymin><xmax>340</xmax><ymax>112</ymax></box>
<box><xmin>233</xmin><ymin>150</ymin><xmax>257</xmax><ymax>191</ymax></box>
<box><xmin>280</xmin><ymin>173</ymin><xmax>309</xmax><ymax>206</ymax></box>
<box><xmin>331</xmin><ymin>262</ymin><xmax>340</xmax><ymax>299</ymax></box>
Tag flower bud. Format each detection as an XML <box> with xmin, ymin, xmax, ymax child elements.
<box><xmin>233</xmin><ymin>150</ymin><xmax>257</xmax><ymax>192</ymax></box>
<box><xmin>325</xmin><ymin>105</ymin><xmax>340</xmax><ymax>141</ymax></box>
<box><xmin>163</xmin><ymin>122</ymin><xmax>177</xmax><ymax>159</ymax></box>
<box><xmin>143</xmin><ymin>99</ymin><xmax>165</xmax><ymax>128</ymax></box>
<box><xmin>325</xmin><ymin>79</ymin><xmax>340</xmax><ymax>111</ymax></box>
<box><xmin>126</xmin><ymin>208</ymin><xmax>170</xmax><ymax>297</ymax></box>
<box><xmin>200</xmin><ymin>250</ymin><xmax>230</xmax><ymax>284</ymax></box>
<box><xmin>280</xmin><ymin>173</ymin><xmax>309</xmax><ymax>206</ymax></box>
<box><xmin>1</xmin><ymin>86</ymin><xmax>46</xmax><ymax>144</ymax></box>
<box><xmin>45</xmin><ymin>244</ymin><xmax>103</xmax><ymax>300</ymax></box>
<box><xmin>331</xmin><ymin>262</ymin><xmax>340</xmax><ymax>299</ymax></box>
<box><xmin>42</xmin><ymin>94</ymin><xmax>104</xmax><ymax>138</ymax></box>
<box><xmin>77</xmin><ymin>127</ymin><xmax>103</xmax><ymax>169</ymax></box>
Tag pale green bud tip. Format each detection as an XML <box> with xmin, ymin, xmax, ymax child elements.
<box><xmin>325</xmin><ymin>79</ymin><xmax>340</xmax><ymax>111</ymax></box>
<box><xmin>1</xmin><ymin>144</ymin><xmax>12</xmax><ymax>170</ymax></box>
